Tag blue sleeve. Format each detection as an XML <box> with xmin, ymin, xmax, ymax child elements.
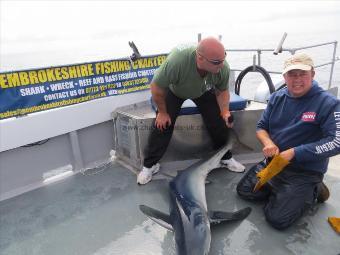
<box><xmin>256</xmin><ymin>94</ymin><xmax>275</xmax><ymax>131</ymax></box>
<box><xmin>294</xmin><ymin>102</ymin><xmax>340</xmax><ymax>162</ymax></box>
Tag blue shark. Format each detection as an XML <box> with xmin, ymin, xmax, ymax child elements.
<box><xmin>140</xmin><ymin>144</ymin><xmax>251</xmax><ymax>255</ymax></box>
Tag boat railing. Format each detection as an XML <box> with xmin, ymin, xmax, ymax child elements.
<box><xmin>222</xmin><ymin>34</ymin><xmax>339</xmax><ymax>89</ymax></box>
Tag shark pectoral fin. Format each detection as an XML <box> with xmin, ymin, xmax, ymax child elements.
<box><xmin>139</xmin><ymin>205</ymin><xmax>174</xmax><ymax>232</ymax></box>
<box><xmin>205</xmin><ymin>167</ymin><xmax>226</xmax><ymax>184</ymax></box>
<box><xmin>209</xmin><ymin>207</ymin><xmax>252</xmax><ymax>225</ymax></box>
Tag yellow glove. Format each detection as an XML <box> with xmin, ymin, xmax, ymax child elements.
<box><xmin>253</xmin><ymin>155</ymin><xmax>289</xmax><ymax>192</ymax></box>
<box><xmin>328</xmin><ymin>217</ymin><xmax>340</xmax><ymax>233</ymax></box>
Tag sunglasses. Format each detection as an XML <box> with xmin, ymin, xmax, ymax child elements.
<box><xmin>197</xmin><ymin>51</ymin><xmax>226</xmax><ymax>65</ymax></box>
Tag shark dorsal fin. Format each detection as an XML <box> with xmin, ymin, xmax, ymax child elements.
<box><xmin>209</xmin><ymin>207</ymin><xmax>252</xmax><ymax>225</ymax></box>
<box><xmin>139</xmin><ymin>205</ymin><xmax>174</xmax><ymax>232</ymax></box>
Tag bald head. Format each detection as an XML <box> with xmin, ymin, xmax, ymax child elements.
<box><xmin>196</xmin><ymin>37</ymin><xmax>226</xmax><ymax>73</ymax></box>
<box><xmin>197</xmin><ymin>37</ymin><xmax>225</xmax><ymax>59</ymax></box>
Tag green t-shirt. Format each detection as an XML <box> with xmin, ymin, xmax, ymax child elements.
<box><xmin>152</xmin><ymin>45</ymin><xmax>230</xmax><ymax>99</ymax></box>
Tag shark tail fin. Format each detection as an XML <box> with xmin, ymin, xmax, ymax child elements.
<box><xmin>139</xmin><ymin>205</ymin><xmax>174</xmax><ymax>232</ymax></box>
<box><xmin>209</xmin><ymin>207</ymin><xmax>252</xmax><ymax>225</ymax></box>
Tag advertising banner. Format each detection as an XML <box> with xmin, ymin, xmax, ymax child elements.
<box><xmin>0</xmin><ymin>54</ymin><xmax>167</xmax><ymax>120</ymax></box>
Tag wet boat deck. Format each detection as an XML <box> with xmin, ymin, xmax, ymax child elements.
<box><xmin>1</xmin><ymin>155</ymin><xmax>339</xmax><ymax>255</ymax></box>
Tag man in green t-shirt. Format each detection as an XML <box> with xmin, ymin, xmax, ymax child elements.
<box><xmin>137</xmin><ymin>37</ymin><xmax>245</xmax><ymax>185</ymax></box>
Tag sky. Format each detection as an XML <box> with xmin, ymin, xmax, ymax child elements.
<box><xmin>0</xmin><ymin>1</ymin><xmax>339</xmax><ymax>73</ymax></box>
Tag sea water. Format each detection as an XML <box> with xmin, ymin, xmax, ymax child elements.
<box><xmin>1</xmin><ymin>1</ymin><xmax>339</xmax><ymax>97</ymax></box>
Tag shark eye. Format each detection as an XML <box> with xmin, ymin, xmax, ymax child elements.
<box><xmin>194</xmin><ymin>212</ymin><xmax>208</xmax><ymax>228</ymax></box>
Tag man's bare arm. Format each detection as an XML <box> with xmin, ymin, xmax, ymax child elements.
<box><xmin>151</xmin><ymin>82</ymin><xmax>171</xmax><ymax>131</ymax></box>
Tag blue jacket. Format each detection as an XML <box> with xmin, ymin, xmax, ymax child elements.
<box><xmin>257</xmin><ymin>81</ymin><xmax>340</xmax><ymax>173</ymax></box>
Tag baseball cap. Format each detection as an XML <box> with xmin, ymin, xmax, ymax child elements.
<box><xmin>282</xmin><ymin>53</ymin><xmax>314</xmax><ymax>75</ymax></box>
